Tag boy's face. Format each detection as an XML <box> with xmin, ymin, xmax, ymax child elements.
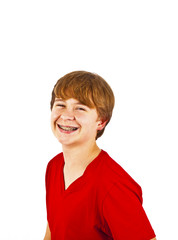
<box><xmin>51</xmin><ymin>98</ymin><xmax>104</xmax><ymax>147</ymax></box>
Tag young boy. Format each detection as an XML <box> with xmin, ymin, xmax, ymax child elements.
<box><xmin>44</xmin><ymin>71</ymin><xmax>156</xmax><ymax>240</ymax></box>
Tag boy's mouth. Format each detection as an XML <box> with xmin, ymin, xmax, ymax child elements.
<box><xmin>57</xmin><ymin>124</ymin><xmax>79</xmax><ymax>132</ymax></box>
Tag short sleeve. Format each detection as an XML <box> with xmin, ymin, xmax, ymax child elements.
<box><xmin>102</xmin><ymin>183</ymin><xmax>156</xmax><ymax>240</ymax></box>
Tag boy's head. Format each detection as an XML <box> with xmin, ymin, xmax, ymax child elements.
<box><xmin>50</xmin><ymin>71</ymin><xmax>115</xmax><ymax>139</ymax></box>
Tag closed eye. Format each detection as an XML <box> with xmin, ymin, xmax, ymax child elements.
<box><xmin>56</xmin><ymin>104</ymin><xmax>65</xmax><ymax>107</ymax></box>
<box><xmin>76</xmin><ymin>107</ymin><xmax>86</xmax><ymax>111</ymax></box>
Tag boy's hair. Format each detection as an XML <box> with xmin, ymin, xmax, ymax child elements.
<box><xmin>50</xmin><ymin>71</ymin><xmax>115</xmax><ymax>139</ymax></box>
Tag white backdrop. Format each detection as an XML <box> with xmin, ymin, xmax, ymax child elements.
<box><xmin>0</xmin><ymin>0</ymin><xmax>177</xmax><ymax>239</ymax></box>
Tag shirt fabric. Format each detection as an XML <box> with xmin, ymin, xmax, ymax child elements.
<box><xmin>45</xmin><ymin>150</ymin><xmax>156</xmax><ymax>240</ymax></box>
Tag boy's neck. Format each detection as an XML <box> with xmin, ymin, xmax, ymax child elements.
<box><xmin>62</xmin><ymin>142</ymin><xmax>101</xmax><ymax>171</ymax></box>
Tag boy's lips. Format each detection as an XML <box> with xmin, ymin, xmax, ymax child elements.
<box><xmin>57</xmin><ymin>124</ymin><xmax>79</xmax><ymax>132</ymax></box>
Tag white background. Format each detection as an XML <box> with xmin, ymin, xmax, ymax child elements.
<box><xmin>0</xmin><ymin>0</ymin><xmax>177</xmax><ymax>239</ymax></box>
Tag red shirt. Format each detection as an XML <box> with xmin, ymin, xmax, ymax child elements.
<box><xmin>45</xmin><ymin>150</ymin><xmax>156</xmax><ymax>240</ymax></box>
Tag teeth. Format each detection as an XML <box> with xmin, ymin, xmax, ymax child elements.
<box><xmin>58</xmin><ymin>125</ymin><xmax>78</xmax><ymax>131</ymax></box>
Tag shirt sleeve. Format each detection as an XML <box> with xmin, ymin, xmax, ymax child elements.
<box><xmin>102</xmin><ymin>182</ymin><xmax>156</xmax><ymax>240</ymax></box>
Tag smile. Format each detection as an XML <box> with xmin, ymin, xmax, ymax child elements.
<box><xmin>57</xmin><ymin>124</ymin><xmax>79</xmax><ymax>132</ymax></box>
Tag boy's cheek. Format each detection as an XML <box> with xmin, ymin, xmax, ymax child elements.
<box><xmin>51</xmin><ymin>110</ymin><xmax>61</xmax><ymax>121</ymax></box>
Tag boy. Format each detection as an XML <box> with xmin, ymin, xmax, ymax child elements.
<box><xmin>44</xmin><ymin>71</ymin><xmax>156</xmax><ymax>240</ymax></box>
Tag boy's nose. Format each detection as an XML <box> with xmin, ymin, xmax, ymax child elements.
<box><xmin>60</xmin><ymin>109</ymin><xmax>75</xmax><ymax>121</ymax></box>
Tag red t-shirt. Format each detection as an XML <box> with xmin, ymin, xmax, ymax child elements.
<box><xmin>45</xmin><ymin>150</ymin><xmax>156</xmax><ymax>240</ymax></box>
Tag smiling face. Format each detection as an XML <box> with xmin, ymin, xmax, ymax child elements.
<box><xmin>51</xmin><ymin>98</ymin><xmax>105</xmax><ymax>148</ymax></box>
<box><xmin>50</xmin><ymin>71</ymin><xmax>115</xmax><ymax>139</ymax></box>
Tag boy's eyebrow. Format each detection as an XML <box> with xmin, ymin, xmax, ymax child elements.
<box><xmin>54</xmin><ymin>98</ymin><xmax>63</xmax><ymax>102</ymax></box>
<box><xmin>54</xmin><ymin>98</ymin><xmax>87</xmax><ymax>106</ymax></box>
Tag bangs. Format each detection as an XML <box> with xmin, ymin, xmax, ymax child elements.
<box><xmin>54</xmin><ymin>77</ymin><xmax>95</xmax><ymax>108</ymax></box>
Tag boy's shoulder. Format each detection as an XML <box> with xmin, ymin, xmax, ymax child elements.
<box><xmin>99</xmin><ymin>150</ymin><xmax>142</xmax><ymax>201</ymax></box>
<box><xmin>46</xmin><ymin>152</ymin><xmax>63</xmax><ymax>173</ymax></box>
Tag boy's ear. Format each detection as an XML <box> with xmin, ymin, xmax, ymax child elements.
<box><xmin>97</xmin><ymin>120</ymin><xmax>108</xmax><ymax>131</ymax></box>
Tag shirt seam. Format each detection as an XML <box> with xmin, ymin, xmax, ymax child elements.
<box><xmin>100</xmin><ymin>182</ymin><xmax>117</xmax><ymax>234</ymax></box>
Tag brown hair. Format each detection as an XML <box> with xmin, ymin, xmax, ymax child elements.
<box><xmin>50</xmin><ymin>71</ymin><xmax>115</xmax><ymax>139</ymax></box>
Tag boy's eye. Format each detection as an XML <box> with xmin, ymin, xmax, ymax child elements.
<box><xmin>77</xmin><ymin>107</ymin><xmax>86</xmax><ymax>111</ymax></box>
<box><xmin>56</xmin><ymin>104</ymin><xmax>65</xmax><ymax>107</ymax></box>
